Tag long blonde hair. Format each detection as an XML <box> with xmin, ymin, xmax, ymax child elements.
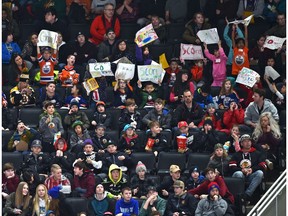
<box><xmin>15</xmin><ymin>182</ymin><xmax>31</xmax><ymax>210</ymax></box>
<box><xmin>33</xmin><ymin>184</ymin><xmax>50</xmax><ymax>216</ymax></box>
<box><xmin>252</xmin><ymin>112</ymin><xmax>281</xmax><ymax>141</ymax></box>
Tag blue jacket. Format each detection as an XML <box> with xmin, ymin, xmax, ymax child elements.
<box><xmin>2</xmin><ymin>42</ymin><xmax>21</xmax><ymax>64</ymax></box>
<box><xmin>115</xmin><ymin>198</ymin><xmax>139</xmax><ymax>216</ymax></box>
<box><xmin>193</xmin><ymin>88</ymin><xmax>213</xmax><ymax>109</ymax></box>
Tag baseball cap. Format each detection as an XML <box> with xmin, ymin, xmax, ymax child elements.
<box><xmin>170</xmin><ymin>165</ymin><xmax>181</xmax><ymax>173</ymax></box>
<box><xmin>31</xmin><ymin>139</ymin><xmax>42</xmax><ymax>148</ymax></box>
<box><xmin>240</xmin><ymin>134</ymin><xmax>252</xmax><ymax>143</ymax></box>
<box><xmin>177</xmin><ymin>121</ymin><xmax>188</xmax><ymax>129</ymax></box>
<box><xmin>173</xmin><ymin>180</ymin><xmax>185</xmax><ymax>188</ymax></box>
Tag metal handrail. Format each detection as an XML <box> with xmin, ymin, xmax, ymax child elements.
<box><xmin>247</xmin><ymin>169</ymin><xmax>287</xmax><ymax>216</ymax></box>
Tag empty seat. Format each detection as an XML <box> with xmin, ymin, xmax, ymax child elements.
<box><xmin>8</xmin><ymin>108</ymin><xmax>19</xmax><ymax>128</ymax></box>
<box><xmin>2</xmin><ymin>130</ymin><xmax>14</xmax><ymax>152</ymax></box>
<box><xmin>131</xmin><ymin>152</ymin><xmax>156</xmax><ymax>174</ymax></box>
<box><xmin>105</xmin><ymin>86</ymin><xmax>115</xmax><ymax>107</ymax></box>
<box><xmin>2</xmin><ymin>152</ymin><xmax>24</xmax><ymax>171</ymax></box>
<box><xmin>60</xmin><ymin>197</ymin><xmax>88</xmax><ymax>216</ymax></box>
<box><xmin>106</xmin><ymin>130</ymin><xmax>120</xmax><ymax>146</ymax></box>
<box><xmin>186</xmin><ymin>153</ymin><xmax>210</xmax><ymax>173</ymax></box>
<box><xmin>106</xmin><ymin>108</ymin><xmax>122</xmax><ymax>131</ymax></box>
<box><xmin>157</xmin><ymin>152</ymin><xmax>186</xmax><ymax>177</ymax></box>
<box><xmin>19</xmin><ymin>107</ymin><xmax>43</xmax><ymax>128</ymax></box>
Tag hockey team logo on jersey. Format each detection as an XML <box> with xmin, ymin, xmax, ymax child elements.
<box><xmin>42</xmin><ymin>64</ymin><xmax>51</xmax><ymax>74</ymax></box>
<box><xmin>235</xmin><ymin>54</ymin><xmax>245</xmax><ymax>66</ymax></box>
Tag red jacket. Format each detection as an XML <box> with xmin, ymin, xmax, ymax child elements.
<box><xmin>188</xmin><ymin>175</ymin><xmax>234</xmax><ymax>204</ymax></box>
<box><xmin>2</xmin><ymin>174</ymin><xmax>20</xmax><ymax>194</ymax></box>
<box><xmin>198</xmin><ymin>114</ymin><xmax>222</xmax><ymax>130</ymax></box>
<box><xmin>222</xmin><ymin>108</ymin><xmax>245</xmax><ymax>130</ymax></box>
<box><xmin>90</xmin><ymin>15</ymin><xmax>120</xmax><ymax>45</ymax></box>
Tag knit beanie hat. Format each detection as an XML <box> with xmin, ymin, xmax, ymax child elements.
<box><xmin>135</xmin><ymin>161</ymin><xmax>147</xmax><ymax>174</ymax></box>
<box><xmin>83</xmin><ymin>139</ymin><xmax>94</xmax><ymax>147</ymax></box>
<box><xmin>70</xmin><ymin>98</ymin><xmax>79</xmax><ymax>108</ymax></box>
<box><xmin>48</xmin><ymin>185</ymin><xmax>62</xmax><ymax>199</ymax></box>
<box><xmin>203</xmin><ymin>118</ymin><xmax>213</xmax><ymax>127</ymax></box>
<box><xmin>72</xmin><ymin>120</ymin><xmax>83</xmax><ymax>128</ymax></box>
<box><xmin>208</xmin><ymin>182</ymin><xmax>220</xmax><ymax>193</ymax></box>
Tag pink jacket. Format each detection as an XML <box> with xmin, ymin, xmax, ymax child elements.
<box><xmin>204</xmin><ymin>47</ymin><xmax>228</xmax><ymax>87</ymax></box>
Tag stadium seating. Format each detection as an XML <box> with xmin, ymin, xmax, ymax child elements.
<box><xmin>2</xmin><ymin>130</ymin><xmax>15</xmax><ymax>151</ymax></box>
<box><xmin>18</xmin><ymin>107</ymin><xmax>43</xmax><ymax>128</ymax></box>
<box><xmin>60</xmin><ymin>197</ymin><xmax>88</xmax><ymax>216</ymax></box>
<box><xmin>131</xmin><ymin>152</ymin><xmax>156</xmax><ymax>174</ymax></box>
<box><xmin>2</xmin><ymin>152</ymin><xmax>24</xmax><ymax>171</ymax></box>
<box><xmin>185</xmin><ymin>153</ymin><xmax>211</xmax><ymax>174</ymax></box>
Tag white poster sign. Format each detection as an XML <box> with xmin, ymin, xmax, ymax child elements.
<box><xmin>264</xmin><ymin>66</ymin><xmax>280</xmax><ymax>80</ymax></box>
<box><xmin>180</xmin><ymin>43</ymin><xmax>204</xmax><ymax>60</ymax></box>
<box><xmin>37</xmin><ymin>30</ymin><xmax>58</xmax><ymax>49</ymax></box>
<box><xmin>228</xmin><ymin>15</ymin><xmax>254</xmax><ymax>26</ymax></box>
<box><xmin>89</xmin><ymin>62</ymin><xmax>113</xmax><ymax>77</ymax></box>
<box><xmin>150</xmin><ymin>61</ymin><xmax>166</xmax><ymax>83</ymax></box>
<box><xmin>263</xmin><ymin>36</ymin><xmax>286</xmax><ymax>50</ymax></box>
<box><xmin>115</xmin><ymin>63</ymin><xmax>135</xmax><ymax>80</ymax></box>
<box><xmin>196</xmin><ymin>28</ymin><xmax>219</xmax><ymax>44</ymax></box>
<box><xmin>236</xmin><ymin>67</ymin><xmax>260</xmax><ymax>88</ymax></box>
<box><xmin>138</xmin><ymin>64</ymin><xmax>163</xmax><ymax>84</ymax></box>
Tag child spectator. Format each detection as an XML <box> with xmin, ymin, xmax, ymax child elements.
<box><xmin>222</xmin><ymin>100</ymin><xmax>245</xmax><ymax>131</ymax></box>
<box><xmin>217</xmin><ymin>79</ymin><xmax>240</xmax><ymax>109</ymax></box>
<box><xmin>190</xmin><ymin>59</ymin><xmax>205</xmax><ymax>88</ymax></box>
<box><xmin>51</xmin><ymin>137</ymin><xmax>76</xmax><ymax>177</ymax></box>
<box><xmin>73</xmin><ymin>161</ymin><xmax>96</xmax><ymax>198</ymax></box>
<box><xmin>64</xmin><ymin>84</ymin><xmax>88</xmax><ymax>109</ymax></box>
<box><xmin>203</xmin><ymin>40</ymin><xmax>228</xmax><ymax>87</ymax></box>
<box><xmin>39</xmin><ymin>82</ymin><xmax>62</xmax><ymax>108</ymax></box>
<box><xmin>91</xmin><ymin>101</ymin><xmax>112</xmax><ymax>130</ymax></box>
<box><xmin>142</xmin><ymin>98</ymin><xmax>172</xmax><ymax>131</ymax></box>
<box><xmin>113</xmin><ymin>79</ymin><xmax>134</xmax><ymax>108</ymax></box>
<box><xmin>64</xmin><ymin>99</ymin><xmax>90</xmax><ymax>131</ymax></box>
<box><xmin>102</xmin><ymin>164</ymin><xmax>129</xmax><ymax>200</ymax></box>
<box><xmin>2</xmin><ymin>163</ymin><xmax>20</xmax><ymax>200</ymax></box>
<box><xmin>39</xmin><ymin>101</ymin><xmax>64</xmax><ymax>153</ymax></box>
<box><xmin>226</xmin><ymin>124</ymin><xmax>241</xmax><ymax>153</ymax></box>
<box><xmin>36</xmin><ymin>46</ymin><xmax>57</xmax><ymax>85</ymax></box>
<box><xmin>44</xmin><ymin>164</ymin><xmax>71</xmax><ymax>190</ymax></box>
<box><xmin>70</xmin><ymin>120</ymin><xmax>91</xmax><ymax>153</ymax></box>
<box><xmin>103</xmin><ymin>140</ymin><xmax>132</xmax><ymax>172</ymax></box>
<box><xmin>119</xmin><ymin>98</ymin><xmax>142</xmax><ymax>131</ymax></box>
<box><xmin>144</xmin><ymin>121</ymin><xmax>168</xmax><ymax>157</ymax></box>
<box><xmin>185</xmin><ymin>166</ymin><xmax>205</xmax><ymax>191</ymax></box>
<box><xmin>137</xmin><ymin>81</ymin><xmax>160</xmax><ymax>109</ymax></box>
<box><xmin>91</xmin><ymin>124</ymin><xmax>112</xmax><ymax>154</ymax></box>
<box><xmin>59</xmin><ymin>55</ymin><xmax>79</xmax><ymax>87</ymax></box>
<box><xmin>193</xmin><ymin>84</ymin><xmax>214</xmax><ymax>109</ymax></box>
<box><xmin>198</xmin><ymin>103</ymin><xmax>223</xmax><ymax>131</ymax></box>
<box><xmin>135</xmin><ymin>45</ymin><xmax>152</xmax><ymax>65</ymax></box>
<box><xmin>21</xmin><ymin>169</ymin><xmax>42</xmax><ymax>197</ymax></box>
<box><xmin>118</xmin><ymin>124</ymin><xmax>140</xmax><ymax>155</ymax></box>
<box><xmin>20</xmin><ymin>140</ymin><xmax>51</xmax><ymax>176</ymax></box>
<box><xmin>115</xmin><ymin>187</ymin><xmax>139</xmax><ymax>216</ymax></box>
<box><xmin>73</xmin><ymin>139</ymin><xmax>103</xmax><ymax>174</ymax></box>
<box><xmin>174</xmin><ymin>121</ymin><xmax>195</xmax><ymax>152</ymax></box>
<box><xmin>130</xmin><ymin>161</ymin><xmax>155</xmax><ymax>199</ymax></box>
<box><xmin>32</xmin><ymin>184</ymin><xmax>50</xmax><ymax>216</ymax></box>
<box><xmin>7</xmin><ymin>120</ymin><xmax>38</xmax><ymax>153</ymax></box>
<box><xmin>231</xmin><ymin>24</ymin><xmax>249</xmax><ymax>76</ymax></box>
<box><xmin>164</xmin><ymin>58</ymin><xmax>181</xmax><ymax>89</ymax></box>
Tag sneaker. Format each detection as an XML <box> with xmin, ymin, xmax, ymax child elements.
<box><xmin>265</xmin><ymin>159</ymin><xmax>274</xmax><ymax>170</ymax></box>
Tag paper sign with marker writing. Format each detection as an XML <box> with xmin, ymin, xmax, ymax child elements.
<box><xmin>138</xmin><ymin>64</ymin><xmax>163</xmax><ymax>84</ymax></box>
<box><xmin>135</xmin><ymin>24</ymin><xmax>158</xmax><ymax>47</ymax></box>
<box><xmin>264</xmin><ymin>66</ymin><xmax>280</xmax><ymax>80</ymax></box>
<box><xmin>37</xmin><ymin>30</ymin><xmax>58</xmax><ymax>49</ymax></box>
<box><xmin>263</xmin><ymin>36</ymin><xmax>286</xmax><ymax>50</ymax></box>
<box><xmin>196</xmin><ymin>28</ymin><xmax>219</xmax><ymax>44</ymax></box>
<box><xmin>89</xmin><ymin>62</ymin><xmax>113</xmax><ymax>77</ymax></box>
<box><xmin>236</xmin><ymin>67</ymin><xmax>260</xmax><ymax>88</ymax></box>
<box><xmin>180</xmin><ymin>43</ymin><xmax>204</xmax><ymax>60</ymax></box>
<box><xmin>82</xmin><ymin>78</ymin><xmax>99</xmax><ymax>96</ymax></box>
<box><xmin>151</xmin><ymin>61</ymin><xmax>166</xmax><ymax>83</ymax></box>
<box><xmin>115</xmin><ymin>63</ymin><xmax>135</xmax><ymax>80</ymax></box>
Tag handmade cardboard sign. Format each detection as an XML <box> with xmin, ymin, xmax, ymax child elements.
<box><xmin>197</xmin><ymin>28</ymin><xmax>219</xmax><ymax>44</ymax></box>
<box><xmin>89</xmin><ymin>62</ymin><xmax>113</xmax><ymax>77</ymax></box>
<box><xmin>37</xmin><ymin>30</ymin><xmax>58</xmax><ymax>49</ymax></box>
<box><xmin>180</xmin><ymin>44</ymin><xmax>204</xmax><ymax>60</ymax></box>
<box><xmin>236</xmin><ymin>67</ymin><xmax>260</xmax><ymax>88</ymax></box>
<box><xmin>138</xmin><ymin>64</ymin><xmax>163</xmax><ymax>84</ymax></box>
<box><xmin>135</xmin><ymin>24</ymin><xmax>158</xmax><ymax>47</ymax></box>
<box><xmin>115</xmin><ymin>63</ymin><xmax>135</xmax><ymax>80</ymax></box>
<box><xmin>263</xmin><ymin>36</ymin><xmax>286</xmax><ymax>50</ymax></box>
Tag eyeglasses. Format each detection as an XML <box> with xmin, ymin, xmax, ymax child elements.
<box><xmin>105</xmin><ymin>8</ymin><xmax>114</xmax><ymax>11</ymax></box>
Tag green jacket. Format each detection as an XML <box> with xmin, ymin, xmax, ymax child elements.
<box><xmin>139</xmin><ymin>196</ymin><xmax>167</xmax><ymax>216</ymax></box>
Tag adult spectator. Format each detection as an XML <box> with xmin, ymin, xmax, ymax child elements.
<box><xmin>2</xmin><ymin>30</ymin><xmax>21</xmax><ymax>65</ymax></box>
<box><xmin>263</xmin><ymin>0</ymin><xmax>286</xmax><ymax>24</ymax></box>
<box><xmin>195</xmin><ymin>182</ymin><xmax>228</xmax><ymax>216</ymax></box>
<box><xmin>165</xmin><ymin>180</ymin><xmax>198</xmax><ymax>216</ymax></box>
<box><xmin>116</xmin><ymin>0</ymin><xmax>139</xmax><ymax>23</ymax></box>
<box><xmin>2</xmin><ymin>6</ymin><xmax>20</xmax><ymax>41</ymax></box>
<box><xmin>111</xmin><ymin>39</ymin><xmax>136</xmax><ymax>63</ymax></box>
<box><xmin>34</xmin><ymin>7</ymin><xmax>69</xmax><ymax>42</ymax></box>
<box><xmin>115</xmin><ymin>187</ymin><xmax>139</xmax><ymax>216</ymax></box>
<box><xmin>188</xmin><ymin>167</ymin><xmax>234</xmax><ymax>205</ymax></box>
<box><xmin>172</xmin><ymin>89</ymin><xmax>204</xmax><ymax>129</ymax></box>
<box><xmin>66</xmin><ymin>0</ymin><xmax>91</xmax><ymax>23</ymax></box>
<box><xmin>252</xmin><ymin>112</ymin><xmax>281</xmax><ymax>170</ymax></box>
<box><xmin>21</xmin><ymin>33</ymin><xmax>39</xmax><ymax>67</ymax></box>
<box><xmin>32</xmin><ymin>0</ymin><xmax>67</xmax><ymax>21</ymax></box>
<box><xmin>139</xmin><ymin>186</ymin><xmax>167</xmax><ymax>216</ymax></box>
<box><xmin>90</xmin><ymin>3</ymin><xmax>120</xmax><ymax>45</ymax></box>
<box><xmin>264</xmin><ymin>12</ymin><xmax>286</xmax><ymax>37</ymax></box>
<box><xmin>73</xmin><ymin>161</ymin><xmax>96</xmax><ymax>198</ymax></box>
<box><xmin>183</xmin><ymin>12</ymin><xmax>211</xmax><ymax>45</ymax></box>
<box><xmin>150</xmin><ymin>15</ymin><xmax>167</xmax><ymax>44</ymax></box>
<box><xmin>157</xmin><ymin>165</ymin><xmax>186</xmax><ymax>199</ymax></box>
<box><xmin>91</xmin><ymin>0</ymin><xmax>116</xmax><ymax>17</ymax></box>
<box><xmin>137</xmin><ymin>0</ymin><xmax>166</xmax><ymax>27</ymax></box>
<box><xmin>165</xmin><ymin>0</ymin><xmax>188</xmax><ymax>24</ymax></box>
<box><xmin>229</xmin><ymin>134</ymin><xmax>266</xmax><ymax>202</ymax></box>
<box><xmin>9</xmin><ymin>73</ymin><xmax>36</xmax><ymax>107</ymax></box>
<box><xmin>236</xmin><ymin>0</ymin><xmax>265</xmax><ymax>20</ymax></box>
<box><xmin>244</xmin><ymin>88</ymin><xmax>279</xmax><ymax>130</ymax></box>
<box><xmin>97</xmin><ymin>28</ymin><xmax>117</xmax><ymax>62</ymax></box>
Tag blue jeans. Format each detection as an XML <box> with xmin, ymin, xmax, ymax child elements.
<box><xmin>232</xmin><ymin>170</ymin><xmax>264</xmax><ymax>197</ymax></box>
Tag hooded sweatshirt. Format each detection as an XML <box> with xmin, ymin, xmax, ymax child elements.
<box><xmin>89</xmin><ymin>191</ymin><xmax>110</xmax><ymax>216</ymax></box>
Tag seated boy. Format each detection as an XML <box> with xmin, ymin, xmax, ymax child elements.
<box><xmin>193</xmin><ymin>84</ymin><xmax>214</xmax><ymax>109</ymax></box>
<box><xmin>137</xmin><ymin>81</ymin><xmax>160</xmax><ymax>109</ymax></box>
<box><xmin>91</xmin><ymin>124</ymin><xmax>112</xmax><ymax>154</ymax></box>
<box><xmin>115</xmin><ymin>187</ymin><xmax>139</xmax><ymax>216</ymax></box>
<box><xmin>91</xmin><ymin>101</ymin><xmax>112</xmax><ymax>130</ymax></box>
<box><xmin>173</xmin><ymin>121</ymin><xmax>195</xmax><ymax>152</ymax></box>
